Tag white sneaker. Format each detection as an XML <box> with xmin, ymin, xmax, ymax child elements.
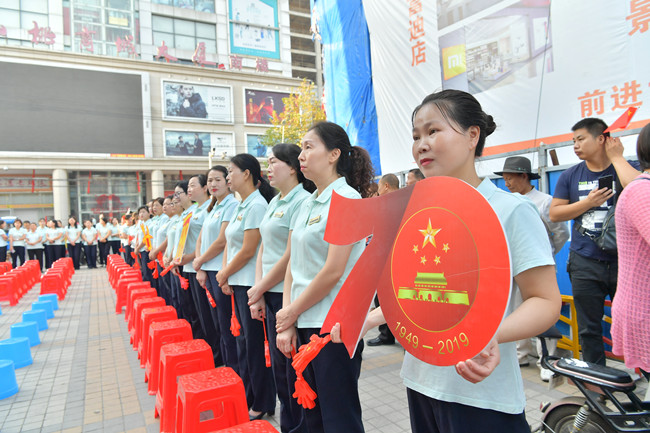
<box><xmin>540</xmin><ymin>367</ymin><xmax>553</xmax><ymax>382</ymax></box>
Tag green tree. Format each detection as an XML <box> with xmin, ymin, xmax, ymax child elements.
<box><xmin>261</xmin><ymin>79</ymin><xmax>326</xmax><ymax>147</ymax></box>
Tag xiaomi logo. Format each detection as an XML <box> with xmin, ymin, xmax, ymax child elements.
<box><xmin>442</xmin><ymin>44</ymin><xmax>466</xmax><ymax>80</ymax></box>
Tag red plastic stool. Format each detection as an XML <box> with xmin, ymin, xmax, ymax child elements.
<box><xmin>146</xmin><ymin>319</ymin><xmax>193</xmax><ymax>395</ymax></box>
<box><xmin>155</xmin><ymin>339</ymin><xmax>214</xmax><ymax>433</ymax></box>
<box><xmin>127</xmin><ymin>288</ymin><xmax>157</xmax><ymax>332</ymax></box>
<box><xmin>115</xmin><ymin>274</ymin><xmax>143</xmax><ymax>314</ymax></box>
<box><xmin>130</xmin><ymin>296</ymin><xmax>165</xmax><ymax>348</ymax></box>
<box><xmin>124</xmin><ymin>282</ymin><xmax>153</xmax><ymax>319</ymax></box>
<box><xmin>175</xmin><ymin>367</ymin><xmax>249</xmax><ymax>433</ymax></box>
<box><xmin>214</xmin><ymin>421</ymin><xmax>279</xmax><ymax>432</ymax></box>
<box><xmin>138</xmin><ymin>306</ymin><xmax>178</xmax><ymax>367</ymax></box>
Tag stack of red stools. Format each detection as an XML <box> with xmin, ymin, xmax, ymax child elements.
<box><xmin>40</xmin><ymin>258</ymin><xmax>74</xmax><ymax>300</ymax></box>
<box><xmin>175</xmin><ymin>367</ymin><xmax>249</xmax><ymax>433</ymax></box>
<box><xmin>107</xmin><ymin>254</ymin><xmax>277</xmax><ymax>433</ymax></box>
<box><xmin>1</xmin><ymin>260</ymin><xmax>50</xmax><ymax>306</ymax></box>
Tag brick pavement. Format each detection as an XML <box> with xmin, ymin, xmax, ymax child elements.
<box><xmin>0</xmin><ymin>268</ymin><xmax>646</xmax><ymax>432</ymax></box>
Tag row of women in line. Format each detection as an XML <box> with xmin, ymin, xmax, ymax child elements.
<box><xmin>127</xmin><ymin>90</ymin><xmax>563</xmax><ymax>433</ymax></box>
<box><xmin>0</xmin><ymin>216</ymin><xmax>121</xmax><ymax>270</ymax></box>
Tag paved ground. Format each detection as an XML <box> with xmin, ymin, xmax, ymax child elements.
<box><xmin>0</xmin><ymin>268</ymin><xmax>646</xmax><ymax>432</ymax></box>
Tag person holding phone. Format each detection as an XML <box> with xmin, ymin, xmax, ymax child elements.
<box><xmin>549</xmin><ymin>117</ymin><xmax>640</xmax><ymax>365</ymax></box>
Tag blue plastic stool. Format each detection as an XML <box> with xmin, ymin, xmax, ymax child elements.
<box><xmin>31</xmin><ymin>300</ymin><xmax>54</xmax><ymax>319</ymax></box>
<box><xmin>11</xmin><ymin>321</ymin><xmax>41</xmax><ymax>347</ymax></box>
<box><xmin>38</xmin><ymin>294</ymin><xmax>59</xmax><ymax>311</ymax></box>
<box><xmin>0</xmin><ymin>337</ymin><xmax>33</xmax><ymax>368</ymax></box>
<box><xmin>22</xmin><ymin>310</ymin><xmax>48</xmax><ymax>331</ymax></box>
<box><xmin>0</xmin><ymin>360</ymin><xmax>19</xmax><ymax>399</ymax></box>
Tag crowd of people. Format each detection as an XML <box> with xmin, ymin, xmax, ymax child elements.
<box><xmin>1</xmin><ymin>89</ymin><xmax>648</xmax><ymax>432</ymax></box>
<box><xmin>0</xmin><ymin>216</ymin><xmax>123</xmax><ymax>270</ymax></box>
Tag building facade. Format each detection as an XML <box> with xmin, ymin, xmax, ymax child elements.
<box><xmin>0</xmin><ymin>0</ymin><xmax>311</xmax><ymax>223</ymax></box>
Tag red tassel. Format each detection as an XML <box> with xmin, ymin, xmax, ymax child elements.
<box><xmin>204</xmin><ymin>287</ymin><xmax>216</xmax><ymax>307</ymax></box>
<box><xmin>293</xmin><ymin>373</ymin><xmax>318</xmax><ymax>410</ymax></box>
<box><xmin>230</xmin><ymin>294</ymin><xmax>240</xmax><ymax>337</ymax></box>
<box><xmin>179</xmin><ymin>275</ymin><xmax>189</xmax><ymax>290</ymax></box>
<box><xmin>152</xmin><ymin>267</ymin><xmax>159</xmax><ymax>279</ymax></box>
<box><xmin>130</xmin><ymin>252</ymin><xmax>137</xmax><ymax>260</ymax></box>
<box><xmin>147</xmin><ymin>260</ymin><xmax>156</xmax><ymax>270</ymax></box>
<box><xmin>157</xmin><ymin>252</ymin><xmax>164</xmax><ymax>264</ymax></box>
<box><xmin>262</xmin><ymin>318</ymin><xmax>271</xmax><ymax>368</ymax></box>
<box><xmin>291</xmin><ymin>334</ymin><xmax>331</xmax><ymax>409</ymax></box>
<box><xmin>119</xmin><ymin>246</ymin><xmax>125</xmax><ymax>253</ymax></box>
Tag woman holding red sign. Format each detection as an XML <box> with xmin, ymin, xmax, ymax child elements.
<box><xmin>275</xmin><ymin>122</ymin><xmax>375</xmax><ymax>433</ymax></box>
<box><xmin>331</xmin><ymin>90</ymin><xmax>561</xmax><ymax>433</ymax></box>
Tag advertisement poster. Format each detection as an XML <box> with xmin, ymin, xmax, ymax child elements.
<box><xmin>229</xmin><ymin>0</ymin><xmax>280</xmax><ymax>59</ymax></box>
<box><xmin>360</xmin><ymin>0</ymin><xmax>650</xmax><ymax>174</ymax></box>
<box><xmin>163</xmin><ymin>81</ymin><xmax>233</xmax><ymax>123</ymax></box>
<box><xmin>246</xmin><ymin>133</ymin><xmax>268</xmax><ymax>157</ymax></box>
<box><xmin>244</xmin><ymin>88</ymin><xmax>288</xmax><ymax>125</ymax></box>
<box><xmin>164</xmin><ymin>130</ymin><xmax>235</xmax><ymax>157</ymax></box>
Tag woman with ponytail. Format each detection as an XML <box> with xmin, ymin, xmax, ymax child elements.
<box><xmin>275</xmin><ymin>121</ymin><xmax>374</xmax><ymax>433</ymax></box>
<box><xmin>167</xmin><ymin>179</ymin><xmax>204</xmax><ymax>341</ymax></box>
<box><xmin>177</xmin><ymin>174</ymin><xmax>221</xmax><ymax>365</ymax></box>
<box><xmin>162</xmin><ymin>193</ymin><xmax>184</xmax><ymax>317</ymax></box>
<box><xmin>247</xmin><ymin>143</ymin><xmax>314</xmax><ymax>432</ymax></box>
<box><xmin>193</xmin><ymin>165</ymin><xmax>240</xmax><ymax>374</ymax></box>
<box><xmin>217</xmin><ymin>153</ymin><xmax>277</xmax><ymax>420</ymax></box>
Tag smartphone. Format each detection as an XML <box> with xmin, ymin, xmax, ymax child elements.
<box><xmin>598</xmin><ymin>175</ymin><xmax>613</xmax><ymax>190</ymax></box>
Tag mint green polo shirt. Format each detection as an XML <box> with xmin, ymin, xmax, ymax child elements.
<box><xmin>25</xmin><ymin>230</ymin><xmax>44</xmax><ymax>249</ymax></box>
<box><xmin>224</xmin><ymin>189</ymin><xmax>268</xmax><ymax>287</ymax></box>
<box><xmin>152</xmin><ymin>214</ymin><xmax>170</xmax><ymax>249</ymax></box>
<box><xmin>290</xmin><ymin>177</ymin><xmax>365</xmax><ymax>328</ymax></box>
<box><xmin>164</xmin><ymin>215</ymin><xmax>181</xmax><ymax>257</ymax></box>
<box><xmin>200</xmin><ymin>194</ymin><xmax>238</xmax><ymax>272</ymax></box>
<box><xmin>182</xmin><ymin>199</ymin><xmax>211</xmax><ymax>274</ymax></box>
<box><xmin>260</xmin><ymin>184</ymin><xmax>311</xmax><ymax>293</ymax></box>
<box><xmin>66</xmin><ymin>226</ymin><xmax>83</xmax><ymax>244</ymax></box>
<box><xmin>81</xmin><ymin>227</ymin><xmax>98</xmax><ymax>245</ymax></box>
<box><xmin>9</xmin><ymin>227</ymin><xmax>27</xmax><ymax>247</ymax></box>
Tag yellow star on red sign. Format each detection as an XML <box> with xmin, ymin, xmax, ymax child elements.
<box><xmin>413</xmin><ymin>244</ymin><xmax>419</xmax><ymax>254</ymax></box>
<box><xmin>443</xmin><ymin>243</ymin><xmax>450</xmax><ymax>253</ymax></box>
<box><xmin>419</xmin><ymin>219</ymin><xmax>441</xmax><ymax>249</ymax></box>
<box><xmin>420</xmin><ymin>256</ymin><xmax>427</xmax><ymax>265</ymax></box>
<box><xmin>434</xmin><ymin>256</ymin><xmax>441</xmax><ymax>265</ymax></box>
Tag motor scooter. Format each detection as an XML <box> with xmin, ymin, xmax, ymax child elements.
<box><xmin>533</xmin><ymin>332</ymin><xmax>650</xmax><ymax>432</ymax></box>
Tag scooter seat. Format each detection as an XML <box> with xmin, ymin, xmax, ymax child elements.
<box><xmin>554</xmin><ymin>358</ymin><xmax>635</xmax><ymax>389</ymax></box>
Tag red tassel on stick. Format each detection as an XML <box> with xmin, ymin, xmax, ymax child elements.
<box><xmin>119</xmin><ymin>246</ymin><xmax>125</xmax><ymax>253</ymax></box>
<box><xmin>147</xmin><ymin>260</ymin><xmax>156</xmax><ymax>270</ymax></box>
<box><xmin>152</xmin><ymin>267</ymin><xmax>159</xmax><ymax>279</ymax></box>
<box><xmin>230</xmin><ymin>294</ymin><xmax>240</xmax><ymax>336</ymax></box>
<box><xmin>262</xmin><ymin>318</ymin><xmax>271</xmax><ymax>368</ymax></box>
<box><xmin>291</xmin><ymin>334</ymin><xmax>331</xmax><ymax>409</ymax></box>
<box><xmin>179</xmin><ymin>275</ymin><xmax>189</xmax><ymax>290</ymax></box>
<box><xmin>204</xmin><ymin>287</ymin><xmax>216</xmax><ymax>307</ymax></box>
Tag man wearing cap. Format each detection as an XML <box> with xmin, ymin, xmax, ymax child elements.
<box><xmin>495</xmin><ymin>156</ymin><xmax>570</xmax><ymax>380</ymax></box>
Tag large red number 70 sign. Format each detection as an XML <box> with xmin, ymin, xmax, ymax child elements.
<box><xmin>321</xmin><ymin>177</ymin><xmax>511</xmax><ymax>366</ymax></box>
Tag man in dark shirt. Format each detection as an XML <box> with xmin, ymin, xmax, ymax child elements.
<box><xmin>550</xmin><ymin>117</ymin><xmax>640</xmax><ymax>365</ymax></box>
